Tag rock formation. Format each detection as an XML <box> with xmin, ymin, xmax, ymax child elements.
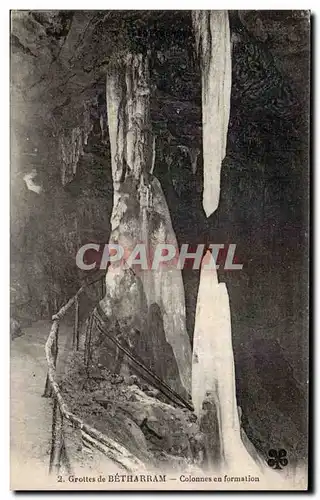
<box><xmin>98</xmin><ymin>54</ymin><xmax>192</xmax><ymax>397</ymax></box>
<box><xmin>192</xmin><ymin>10</ymin><xmax>231</xmax><ymax>217</ymax></box>
<box><xmin>192</xmin><ymin>252</ymin><xmax>275</xmax><ymax>477</ymax></box>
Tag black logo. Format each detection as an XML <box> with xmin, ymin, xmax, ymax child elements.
<box><xmin>267</xmin><ymin>449</ymin><xmax>288</xmax><ymax>470</ymax></box>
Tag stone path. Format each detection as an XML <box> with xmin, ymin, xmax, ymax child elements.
<box><xmin>10</xmin><ymin>320</ymin><xmax>73</xmax><ymax>489</ymax></box>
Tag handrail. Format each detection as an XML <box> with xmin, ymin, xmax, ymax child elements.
<box><xmin>93</xmin><ymin>306</ymin><xmax>194</xmax><ymax>411</ymax></box>
<box><xmin>44</xmin><ymin>270</ymin><xmax>194</xmax><ymax>474</ymax></box>
<box><xmin>44</xmin><ymin>274</ymin><xmax>147</xmax><ymax>474</ymax></box>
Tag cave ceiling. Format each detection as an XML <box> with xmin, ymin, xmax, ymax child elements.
<box><xmin>11</xmin><ymin>10</ymin><xmax>309</xmax><ymax>176</ymax></box>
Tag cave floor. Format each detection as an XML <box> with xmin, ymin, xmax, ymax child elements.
<box><xmin>10</xmin><ymin>319</ymin><xmax>123</xmax><ymax>489</ymax></box>
<box><xmin>10</xmin><ymin>320</ymin><xmax>74</xmax><ymax>488</ymax></box>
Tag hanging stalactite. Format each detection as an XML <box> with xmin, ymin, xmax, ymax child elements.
<box><xmin>192</xmin><ymin>10</ymin><xmax>232</xmax><ymax>217</ymax></box>
<box><xmin>59</xmin><ymin>103</ymin><xmax>93</xmax><ymax>186</ymax></box>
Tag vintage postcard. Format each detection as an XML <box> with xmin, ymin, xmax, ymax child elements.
<box><xmin>10</xmin><ymin>10</ymin><xmax>310</xmax><ymax>491</ymax></box>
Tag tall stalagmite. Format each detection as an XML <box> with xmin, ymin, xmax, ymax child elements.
<box><xmin>192</xmin><ymin>252</ymin><xmax>272</xmax><ymax>475</ymax></box>
<box><xmin>192</xmin><ymin>252</ymin><xmax>240</xmax><ymax>462</ymax></box>
<box><xmin>192</xmin><ymin>10</ymin><xmax>231</xmax><ymax>217</ymax></box>
<box><xmin>100</xmin><ymin>54</ymin><xmax>192</xmax><ymax>396</ymax></box>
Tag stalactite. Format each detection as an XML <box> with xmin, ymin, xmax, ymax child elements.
<box><xmin>59</xmin><ymin>103</ymin><xmax>93</xmax><ymax>186</ymax></box>
<box><xmin>59</xmin><ymin>127</ymin><xmax>82</xmax><ymax>185</ymax></box>
<box><xmin>192</xmin><ymin>10</ymin><xmax>231</xmax><ymax>217</ymax></box>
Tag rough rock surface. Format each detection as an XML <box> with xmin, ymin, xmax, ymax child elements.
<box><xmin>61</xmin><ymin>351</ymin><xmax>205</xmax><ymax>472</ymax></box>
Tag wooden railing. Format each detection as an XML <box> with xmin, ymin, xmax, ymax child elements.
<box><xmin>43</xmin><ymin>273</ymin><xmax>147</xmax><ymax>475</ymax></box>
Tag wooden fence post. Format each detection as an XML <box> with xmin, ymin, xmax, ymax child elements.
<box><xmin>42</xmin><ymin>373</ymin><xmax>52</xmax><ymax>398</ymax></box>
<box><xmin>101</xmin><ymin>278</ymin><xmax>105</xmax><ymax>299</ymax></box>
<box><xmin>49</xmin><ymin>398</ymin><xmax>63</xmax><ymax>474</ymax></box>
<box><xmin>73</xmin><ymin>296</ymin><xmax>79</xmax><ymax>350</ymax></box>
<box><xmin>43</xmin><ymin>322</ymin><xmax>59</xmax><ymax>398</ymax></box>
<box><xmin>49</xmin><ymin>398</ymin><xmax>72</xmax><ymax>475</ymax></box>
<box><xmin>84</xmin><ymin>312</ymin><xmax>94</xmax><ymax>370</ymax></box>
<box><xmin>54</xmin><ymin>322</ymin><xmax>59</xmax><ymax>367</ymax></box>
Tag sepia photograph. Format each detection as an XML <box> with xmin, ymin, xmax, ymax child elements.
<box><xmin>10</xmin><ymin>9</ymin><xmax>310</xmax><ymax>491</ymax></box>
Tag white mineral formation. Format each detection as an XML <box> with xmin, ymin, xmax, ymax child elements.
<box><xmin>103</xmin><ymin>54</ymin><xmax>192</xmax><ymax>395</ymax></box>
<box><xmin>59</xmin><ymin>104</ymin><xmax>92</xmax><ymax>186</ymax></box>
<box><xmin>192</xmin><ymin>11</ymin><xmax>231</xmax><ymax>217</ymax></box>
<box><xmin>23</xmin><ymin>169</ymin><xmax>42</xmax><ymax>194</ymax></box>
<box><xmin>192</xmin><ymin>251</ymin><xmax>271</xmax><ymax>475</ymax></box>
<box><xmin>192</xmin><ymin>251</ymin><xmax>239</xmax><ymax>441</ymax></box>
